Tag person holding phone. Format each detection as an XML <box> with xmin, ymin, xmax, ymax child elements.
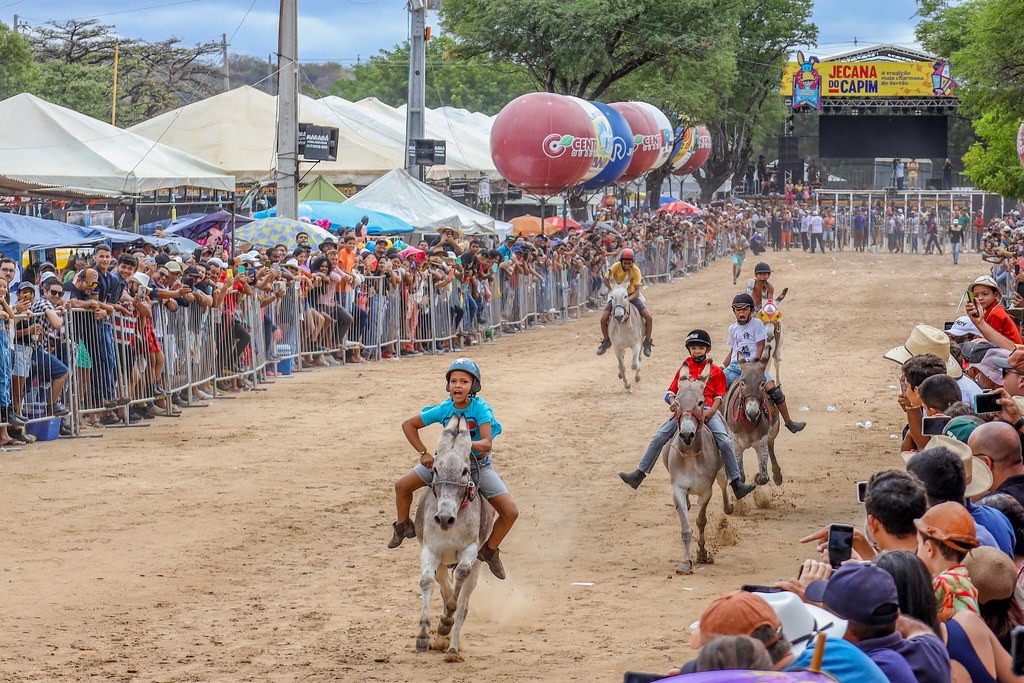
<box><xmin>967</xmin><ymin>275</ymin><xmax>1023</xmax><ymax>345</ymax></box>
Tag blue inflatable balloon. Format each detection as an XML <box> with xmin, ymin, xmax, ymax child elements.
<box><xmin>580</xmin><ymin>102</ymin><xmax>633</xmax><ymax>191</ymax></box>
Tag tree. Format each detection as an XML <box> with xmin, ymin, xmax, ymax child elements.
<box><xmin>961</xmin><ymin>111</ymin><xmax>1024</xmax><ymax>198</ymax></box>
<box><xmin>331</xmin><ymin>36</ymin><xmax>533</xmax><ymax>115</ymax></box>
<box><xmin>692</xmin><ymin>0</ymin><xmax>817</xmax><ymax>201</ymax></box>
<box><xmin>0</xmin><ymin>22</ymin><xmax>39</xmax><ymax>100</ymax></box>
<box><xmin>441</xmin><ymin>0</ymin><xmax>737</xmax><ymax>100</ymax></box>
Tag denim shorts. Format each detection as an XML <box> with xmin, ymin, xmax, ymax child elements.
<box><xmin>725</xmin><ymin>360</ymin><xmax>773</xmax><ymax>386</ymax></box>
<box><xmin>12</xmin><ymin>344</ymin><xmax>31</xmax><ymax>378</ymax></box>
<box><xmin>414</xmin><ymin>460</ymin><xmax>509</xmax><ymax>499</ymax></box>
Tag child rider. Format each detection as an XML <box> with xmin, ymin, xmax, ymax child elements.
<box><xmin>724</xmin><ymin>293</ymin><xmax>806</xmax><ymax>434</ymax></box>
<box><xmin>388</xmin><ymin>358</ymin><xmax>518</xmax><ymax>580</ymax></box>
<box><xmin>618</xmin><ymin>329</ymin><xmax>757</xmax><ymax>499</ymax></box>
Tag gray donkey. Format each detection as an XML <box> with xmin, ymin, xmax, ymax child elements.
<box><xmin>721</xmin><ymin>353</ymin><xmax>783</xmax><ymax>488</ymax></box>
<box><xmin>413</xmin><ymin>415</ymin><xmax>494</xmax><ymax>662</ymax></box>
<box><xmin>662</xmin><ymin>371</ymin><xmax>731</xmax><ymax>574</ymax></box>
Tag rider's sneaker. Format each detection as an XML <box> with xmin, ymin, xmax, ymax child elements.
<box><xmin>731</xmin><ymin>479</ymin><xmax>756</xmax><ymax>499</ymax></box>
<box><xmin>643</xmin><ymin>338</ymin><xmax>654</xmax><ymax>357</ymax></box>
<box><xmin>619</xmin><ymin>469</ymin><xmax>646</xmax><ymax>489</ymax></box>
<box><xmin>478</xmin><ymin>545</ymin><xmax>506</xmax><ymax>580</ymax></box>
<box><xmin>596</xmin><ymin>339</ymin><xmax>611</xmax><ymax>356</ymax></box>
<box><xmin>786</xmin><ymin>421</ymin><xmax>806</xmax><ymax>434</ymax></box>
<box><xmin>387</xmin><ymin>520</ymin><xmax>416</xmax><ymax>548</ymax></box>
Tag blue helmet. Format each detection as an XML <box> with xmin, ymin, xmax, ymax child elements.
<box><xmin>446</xmin><ymin>358</ymin><xmax>482</xmax><ymax>394</ymax></box>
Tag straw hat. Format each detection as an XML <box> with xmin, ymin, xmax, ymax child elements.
<box><xmin>902</xmin><ymin>434</ymin><xmax>994</xmax><ymax>499</ymax></box>
<box><xmin>883</xmin><ymin>325</ymin><xmax>962</xmax><ymax>378</ymax></box>
<box><xmin>964</xmin><ymin>546</ymin><xmax>1016</xmax><ymax>604</ymax></box>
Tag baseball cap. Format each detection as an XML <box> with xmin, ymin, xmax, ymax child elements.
<box><xmin>961</xmin><ymin>340</ymin><xmax>996</xmax><ymax>364</ymax></box>
<box><xmin>689</xmin><ymin>591</ymin><xmax>782</xmax><ymax>648</ymax></box>
<box><xmin>914</xmin><ymin>501</ymin><xmax>980</xmax><ymax>554</ymax></box>
<box><xmin>805</xmin><ymin>563</ymin><xmax>899</xmax><ymax>625</ymax></box>
<box><xmin>16</xmin><ymin>281</ymin><xmax>36</xmax><ymax>293</ymax></box>
<box><xmin>283</xmin><ymin>258</ymin><xmax>300</xmax><ymax>269</ymax></box>
<box><xmin>946</xmin><ymin>316</ymin><xmax>981</xmax><ymax>338</ymax></box>
<box><xmin>971</xmin><ymin>348</ymin><xmax>1009</xmax><ymax>386</ymax></box>
<box><xmin>164</xmin><ymin>261</ymin><xmax>182</xmax><ymax>274</ymax></box>
<box><xmin>943</xmin><ymin>415</ymin><xmax>985</xmax><ymax>443</ymax></box>
<box><xmin>207</xmin><ymin>257</ymin><xmax>228</xmax><ymax>269</ymax></box>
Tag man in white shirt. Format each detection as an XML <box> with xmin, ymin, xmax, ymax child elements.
<box><xmin>809</xmin><ymin>211</ymin><xmax>824</xmax><ymax>254</ymax></box>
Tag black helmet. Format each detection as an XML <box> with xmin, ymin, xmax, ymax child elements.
<box><xmin>732</xmin><ymin>293</ymin><xmax>755</xmax><ymax>309</ymax></box>
<box><xmin>685</xmin><ymin>329</ymin><xmax>712</xmax><ymax>349</ymax></box>
<box><xmin>754</xmin><ymin>261</ymin><xmax>772</xmax><ymax>275</ymax></box>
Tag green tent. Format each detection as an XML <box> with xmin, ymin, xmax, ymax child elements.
<box><xmin>298</xmin><ymin>175</ymin><xmax>347</xmax><ymax>203</ymax></box>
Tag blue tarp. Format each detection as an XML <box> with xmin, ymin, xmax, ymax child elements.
<box><xmin>253</xmin><ymin>201</ymin><xmax>415</xmax><ymax>235</ymax></box>
<box><xmin>91</xmin><ymin>227</ymin><xmax>202</xmax><ymax>254</ymax></box>
<box><xmin>164</xmin><ymin>210</ymin><xmax>253</xmax><ymax>239</ymax></box>
<box><xmin>138</xmin><ymin>213</ymin><xmax>207</xmax><ymax>236</ymax></box>
<box><xmin>0</xmin><ymin>212</ymin><xmax>103</xmax><ymax>260</ymax></box>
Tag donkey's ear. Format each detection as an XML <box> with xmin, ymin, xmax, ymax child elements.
<box><xmin>776</xmin><ymin>287</ymin><xmax>789</xmax><ymax>303</ymax></box>
<box><xmin>797</xmin><ymin>50</ymin><xmax>805</xmax><ymax>64</ymax></box>
<box><xmin>445</xmin><ymin>415</ymin><xmax>461</xmax><ymax>433</ymax></box>
<box><xmin>458</xmin><ymin>415</ymin><xmax>469</xmax><ymax>433</ymax></box>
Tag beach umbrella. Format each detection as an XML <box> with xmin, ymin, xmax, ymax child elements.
<box><xmin>398</xmin><ymin>246</ymin><xmax>425</xmax><ymax>263</ymax></box>
<box><xmin>659</xmin><ymin>200</ymin><xmax>702</xmax><ymax>216</ymax></box>
<box><xmin>543</xmin><ymin>216</ymin><xmax>581</xmax><ymax>230</ymax></box>
<box><xmin>510</xmin><ymin>215</ymin><xmax>543</xmax><ymax>235</ymax></box>
<box><xmin>234</xmin><ymin>217</ymin><xmax>333</xmax><ymax>249</ymax></box>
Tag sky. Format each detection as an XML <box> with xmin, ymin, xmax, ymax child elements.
<box><xmin>8</xmin><ymin>0</ymin><xmax>924</xmax><ymax>64</ymax></box>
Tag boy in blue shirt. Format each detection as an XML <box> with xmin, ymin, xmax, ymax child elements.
<box><xmin>389</xmin><ymin>358</ymin><xmax>518</xmax><ymax>580</ymax></box>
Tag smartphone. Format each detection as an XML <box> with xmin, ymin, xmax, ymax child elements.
<box><xmin>857</xmin><ymin>481</ymin><xmax>868</xmax><ymax>503</ymax></box>
<box><xmin>827</xmin><ymin>523</ymin><xmax>855</xmax><ymax>568</ymax></box>
<box><xmin>740</xmin><ymin>584</ymin><xmax>784</xmax><ymax>594</ymax></box>
<box><xmin>922</xmin><ymin>415</ymin><xmax>952</xmax><ymax>435</ymax></box>
<box><xmin>1012</xmin><ymin>626</ymin><xmax>1024</xmax><ymax>675</ymax></box>
<box><xmin>974</xmin><ymin>391</ymin><xmax>1003</xmax><ymax>415</ymax></box>
<box><xmin>237</xmin><ymin>265</ymin><xmax>246</xmax><ymax>275</ymax></box>
<box><xmin>1016</xmin><ymin>281</ymin><xmax>1024</xmax><ymax>299</ymax></box>
<box><xmin>967</xmin><ymin>289</ymin><xmax>976</xmax><ymax>305</ymax></box>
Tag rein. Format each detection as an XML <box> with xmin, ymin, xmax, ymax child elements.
<box><xmin>728</xmin><ymin>387</ymin><xmax>771</xmax><ymax>428</ymax></box>
<box><xmin>432</xmin><ymin>477</ymin><xmax>478</xmax><ymax>510</ymax></box>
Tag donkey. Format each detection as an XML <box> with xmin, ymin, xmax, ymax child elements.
<box><xmin>722</xmin><ymin>353</ymin><xmax>783</xmax><ymax>488</ymax></box>
<box><xmin>607</xmin><ymin>284</ymin><xmax>643</xmax><ymax>392</ymax></box>
<box><xmin>413</xmin><ymin>415</ymin><xmax>494</xmax><ymax>662</ymax></box>
<box><xmin>758</xmin><ymin>287</ymin><xmax>789</xmax><ymax>383</ymax></box>
<box><xmin>662</xmin><ymin>371</ymin><xmax>731</xmax><ymax>574</ymax></box>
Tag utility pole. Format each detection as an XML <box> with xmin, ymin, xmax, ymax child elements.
<box><xmin>275</xmin><ymin>0</ymin><xmax>299</xmax><ymax>219</ymax></box>
<box><xmin>268</xmin><ymin>53</ymin><xmax>275</xmax><ymax>95</ymax></box>
<box><xmin>221</xmin><ymin>33</ymin><xmax>231</xmax><ymax>92</ymax></box>
<box><xmin>405</xmin><ymin>0</ymin><xmax>435</xmax><ymax>181</ymax></box>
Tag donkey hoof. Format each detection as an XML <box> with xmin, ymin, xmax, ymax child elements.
<box><xmin>773</xmin><ymin>469</ymin><xmax>784</xmax><ymax>485</ymax></box>
<box><xmin>416</xmin><ymin>637</ymin><xmax>430</xmax><ymax>652</ymax></box>
<box><xmin>444</xmin><ymin>648</ymin><xmax>464</xmax><ymax>663</ymax></box>
<box><xmin>438</xmin><ymin>618</ymin><xmax>454</xmax><ymax>636</ymax></box>
<box><xmin>675</xmin><ymin>562</ymin><xmax>693</xmax><ymax>575</ymax></box>
<box><xmin>697</xmin><ymin>549</ymin><xmax>713</xmax><ymax>564</ymax></box>
<box><xmin>755</xmin><ymin>473</ymin><xmax>769</xmax><ymax>486</ymax></box>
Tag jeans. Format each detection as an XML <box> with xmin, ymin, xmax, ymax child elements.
<box><xmin>725</xmin><ymin>361</ymin><xmax>773</xmax><ymax>385</ymax></box>
<box><xmin>810</xmin><ymin>233</ymin><xmax>824</xmax><ymax>253</ymax></box>
<box><xmin>97</xmin><ymin>321</ymin><xmax>116</xmax><ymax>401</ymax></box>
<box><xmin>952</xmin><ymin>242</ymin><xmax>962</xmax><ymax>264</ymax></box>
<box><xmin>0</xmin><ymin>328</ymin><xmax>11</xmax><ymax>408</ymax></box>
<box><xmin>637</xmin><ymin>412</ymin><xmax>742</xmax><ymax>482</ymax></box>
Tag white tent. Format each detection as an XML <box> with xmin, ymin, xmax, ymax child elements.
<box><xmin>129</xmin><ymin>86</ymin><xmax>401</xmax><ymax>185</ymax></box>
<box><xmin>0</xmin><ymin>93</ymin><xmax>234</xmax><ymax>196</ymax></box>
<box><xmin>346</xmin><ymin>168</ymin><xmax>500</xmax><ymax>235</ymax></box>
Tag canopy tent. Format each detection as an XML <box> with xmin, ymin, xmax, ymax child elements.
<box><xmin>163</xmin><ymin>210</ymin><xmax>253</xmax><ymax>239</ymax></box>
<box><xmin>253</xmin><ymin>201</ymin><xmax>415</xmax><ymax>235</ymax></box>
<box><xmin>92</xmin><ymin>226</ymin><xmax>201</xmax><ymax>253</ymax></box>
<box><xmin>346</xmin><ymin>169</ymin><xmax>501</xmax><ymax>235</ymax></box>
<box><xmin>0</xmin><ymin>93</ymin><xmax>234</xmax><ymax>197</ymax></box>
<box><xmin>128</xmin><ymin>86</ymin><xmax>401</xmax><ymax>186</ymax></box>
<box><xmin>298</xmin><ymin>176</ymin><xmax>348</xmax><ymax>203</ymax></box>
<box><xmin>0</xmin><ymin>212</ymin><xmax>104</xmax><ymax>260</ymax></box>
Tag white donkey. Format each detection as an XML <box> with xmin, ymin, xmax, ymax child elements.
<box><xmin>414</xmin><ymin>415</ymin><xmax>494</xmax><ymax>662</ymax></box>
<box><xmin>607</xmin><ymin>284</ymin><xmax>643</xmax><ymax>392</ymax></box>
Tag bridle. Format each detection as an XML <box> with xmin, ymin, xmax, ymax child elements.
<box><xmin>728</xmin><ymin>381</ymin><xmax>772</xmax><ymax>428</ymax></box>
<box><xmin>611</xmin><ymin>292</ymin><xmax>632</xmax><ymax>324</ymax></box>
<box><xmin>431</xmin><ymin>472</ymin><xmax>478</xmax><ymax>510</ymax></box>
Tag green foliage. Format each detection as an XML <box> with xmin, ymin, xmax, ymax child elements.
<box><xmin>961</xmin><ymin>111</ymin><xmax>1024</xmax><ymax>198</ymax></box>
<box><xmin>37</xmin><ymin>61</ymin><xmax>112</xmax><ymax>121</ymax></box>
<box><xmin>441</xmin><ymin>0</ymin><xmax>737</xmax><ymax>100</ymax></box>
<box><xmin>332</xmin><ymin>37</ymin><xmax>533</xmax><ymax>115</ymax></box>
<box><xmin>0</xmin><ymin>22</ymin><xmax>39</xmax><ymax>100</ymax></box>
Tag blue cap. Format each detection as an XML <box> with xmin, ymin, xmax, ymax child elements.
<box><xmin>804</xmin><ymin>563</ymin><xmax>899</xmax><ymax>625</ymax></box>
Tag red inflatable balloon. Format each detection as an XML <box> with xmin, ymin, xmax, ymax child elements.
<box><xmin>676</xmin><ymin>125</ymin><xmax>713</xmax><ymax>176</ymax></box>
<box><xmin>490</xmin><ymin>93</ymin><xmax>595</xmax><ymax>195</ymax></box>
<box><xmin>1018</xmin><ymin>121</ymin><xmax>1024</xmax><ymax>169</ymax></box>
<box><xmin>610</xmin><ymin>102</ymin><xmax>663</xmax><ymax>182</ymax></box>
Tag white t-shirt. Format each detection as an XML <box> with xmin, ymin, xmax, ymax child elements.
<box><xmin>957</xmin><ymin>375</ymin><xmax>982</xmax><ymax>404</ymax></box>
<box><xmin>728</xmin><ymin>319</ymin><xmax>768</xmax><ymax>362</ymax></box>
<box><xmin>810</xmin><ymin>216</ymin><xmax>824</xmax><ymax>234</ymax></box>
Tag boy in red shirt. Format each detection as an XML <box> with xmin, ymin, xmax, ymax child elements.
<box><xmin>618</xmin><ymin>329</ymin><xmax>755</xmax><ymax>499</ymax></box>
<box><xmin>967</xmin><ymin>275</ymin><xmax>1022</xmax><ymax>344</ymax></box>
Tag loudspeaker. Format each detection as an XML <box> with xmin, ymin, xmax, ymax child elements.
<box><xmin>778</xmin><ymin>136</ymin><xmax>800</xmax><ymax>162</ymax></box>
<box><xmin>778</xmin><ymin>160</ymin><xmax>804</xmax><ymax>183</ymax></box>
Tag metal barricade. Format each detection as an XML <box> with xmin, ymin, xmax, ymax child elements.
<box><xmin>12</xmin><ymin>308</ymin><xmax>71</xmax><ymax>428</ymax></box>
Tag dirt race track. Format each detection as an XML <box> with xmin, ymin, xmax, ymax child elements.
<box><xmin>0</xmin><ymin>250</ymin><xmax>978</xmax><ymax>682</ymax></box>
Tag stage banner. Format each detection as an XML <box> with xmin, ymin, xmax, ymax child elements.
<box><xmin>780</xmin><ymin>53</ymin><xmax>957</xmax><ymax>107</ymax></box>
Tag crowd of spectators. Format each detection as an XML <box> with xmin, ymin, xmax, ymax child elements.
<box><xmin>627</xmin><ymin>263</ymin><xmax>1024</xmax><ymax>681</ymax></box>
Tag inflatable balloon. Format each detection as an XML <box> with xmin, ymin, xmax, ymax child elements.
<box><xmin>609</xmin><ymin>102</ymin><xmax>663</xmax><ymax>182</ymax></box>
<box><xmin>675</xmin><ymin>124</ymin><xmax>713</xmax><ymax>176</ymax></box>
<box><xmin>1018</xmin><ymin>121</ymin><xmax>1024</xmax><ymax>168</ymax></box>
<box><xmin>566</xmin><ymin>97</ymin><xmax>612</xmax><ymax>183</ymax></box>
<box><xmin>632</xmin><ymin>102</ymin><xmax>673</xmax><ymax>169</ymax></box>
<box><xmin>490</xmin><ymin>92</ymin><xmax>596</xmax><ymax>195</ymax></box>
<box><xmin>580</xmin><ymin>102</ymin><xmax>634</xmax><ymax>191</ymax></box>
<box><xmin>670</xmin><ymin>125</ymin><xmax>697</xmax><ymax>173</ymax></box>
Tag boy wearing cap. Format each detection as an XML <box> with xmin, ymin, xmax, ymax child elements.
<box><xmin>914</xmin><ymin>501</ymin><xmax>981</xmax><ymax>621</ymax></box>
<box><xmin>966</xmin><ymin>275</ymin><xmax>1022</xmax><ymax>345</ymax></box>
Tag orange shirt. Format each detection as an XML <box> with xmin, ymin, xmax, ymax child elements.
<box><xmin>337</xmin><ymin>249</ymin><xmax>356</xmax><ymax>292</ymax></box>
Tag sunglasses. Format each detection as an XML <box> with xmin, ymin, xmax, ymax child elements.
<box><xmin>48</xmin><ymin>289</ymin><xmax>63</xmax><ymax>296</ymax></box>
<box><xmin>1001</xmin><ymin>367</ymin><xmax>1023</xmax><ymax>379</ymax></box>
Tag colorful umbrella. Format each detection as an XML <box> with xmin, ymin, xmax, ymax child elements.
<box><xmin>659</xmin><ymin>200</ymin><xmax>702</xmax><ymax>216</ymax></box>
<box><xmin>398</xmin><ymin>246</ymin><xmax>425</xmax><ymax>263</ymax></box>
<box><xmin>543</xmin><ymin>216</ymin><xmax>581</xmax><ymax>230</ymax></box>
<box><xmin>234</xmin><ymin>217</ymin><xmax>333</xmax><ymax>249</ymax></box>
<box><xmin>510</xmin><ymin>215</ymin><xmax>543</xmax><ymax>236</ymax></box>
<box><xmin>253</xmin><ymin>202</ymin><xmax>414</xmax><ymax>235</ymax></box>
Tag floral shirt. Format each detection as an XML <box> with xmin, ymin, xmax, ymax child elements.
<box><xmin>934</xmin><ymin>565</ymin><xmax>979</xmax><ymax>622</ymax></box>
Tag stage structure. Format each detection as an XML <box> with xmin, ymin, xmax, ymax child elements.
<box><xmin>775</xmin><ymin>44</ymin><xmax>962</xmax><ymax>191</ymax></box>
